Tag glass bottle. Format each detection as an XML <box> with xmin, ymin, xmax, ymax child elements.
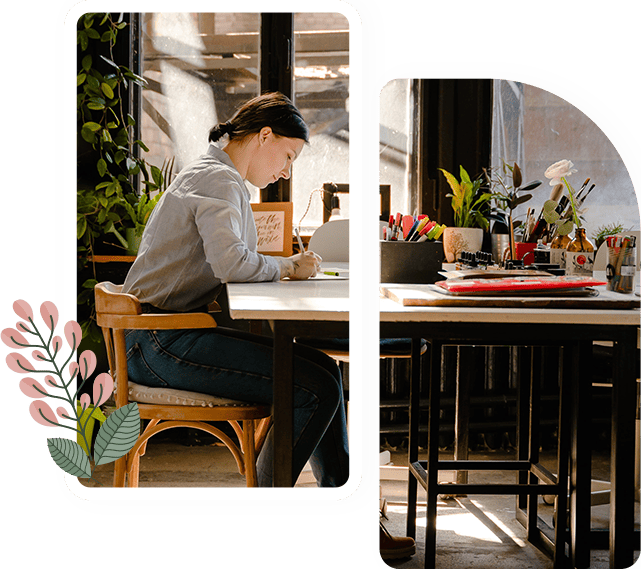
<box><xmin>566</xmin><ymin>227</ymin><xmax>595</xmax><ymax>276</ymax></box>
<box><xmin>549</xmin><ymin>233</ymin><xmax>571</xmax><ymax>268</ymax></box>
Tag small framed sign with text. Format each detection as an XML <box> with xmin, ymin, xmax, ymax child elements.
<box><xmin>251</xmin><ymin>202</ymin><xmax>293</xmax><ymax>257</ymax></box>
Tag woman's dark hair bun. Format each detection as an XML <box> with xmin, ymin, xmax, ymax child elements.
<box><xmin>208</xmin><ymin>121</ymin><xmax>233</xmax><ymax>143</ymax></box>
<box><xmin>208</xmin><ymin>92</ymin><xmax>309</xmax><ymax>145</ymax></box>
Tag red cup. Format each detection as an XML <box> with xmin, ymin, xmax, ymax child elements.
<box><xmin>514</xmin><ymin>242</ymin><xmax>536</xmax><ymax>266</ymax></box>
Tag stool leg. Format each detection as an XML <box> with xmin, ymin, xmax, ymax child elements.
<box><xmin>553</xmin><ymin>346</ymin><xmax>570</xmax><ymax>568</ymax></box>
<box><xmin>528</xmin><ymin>347</ymin><xmax>542</xmax><ymax>541</ymax></box>
<box><xmin>424</xmin><ymin>340</ymin><xmax>442</xmax><ymax>569</ymax></box>
<box><xmin>406</xmin><ymin>337</ymin><xmax>423</xmax><ymax>539</ymax></box>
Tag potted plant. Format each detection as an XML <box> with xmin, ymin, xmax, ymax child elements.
<box><xmin>484</xmin><ymin>162</ymin><xmax>542</xmax><ymax>261</ymax></box>
<box><xmin>439</xmin><ymin>165</ymin><xmax>492</xmax><ymax>262</ymax></box>
<box><xmin>102</xmin><ymin>157</ymin><xmax>175</xmax><ymax>255</ymax></box>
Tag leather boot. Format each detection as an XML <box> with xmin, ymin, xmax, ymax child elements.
<box><xmin>380</xmin><ymin>521</ymin><xmax>416</xmax><ymax>560</ymax></box>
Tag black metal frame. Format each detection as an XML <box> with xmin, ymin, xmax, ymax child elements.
<box><xmin>394</xmin><ymin>322</ymin><xmax>638</xmax><ymax>569</ymax></box>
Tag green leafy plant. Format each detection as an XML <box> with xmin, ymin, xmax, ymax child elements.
<box><xmin>77</xmin><ymin>13</ymin><xmax>171</xmax><ymax>343</ymax></box>
<box><xmin>483</xmin><ymin>162</ymin><xmax>542</xmax><ymax>259</ymax></box>
<box><xmin>592</xmin><ymin>221</ymin><xmax>627</xmax><ymax>250</ymax></box>
<box><xmin>439</xmin><ymin>166</ymin><xmax>493</xmax><ymax>229</ymax></box>
<box><xmin>541</xmin><ymin>160</ymin><xmax>589</xmax><ymax>239</ymax></box>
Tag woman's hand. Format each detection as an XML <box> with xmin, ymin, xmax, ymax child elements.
<box><xmin>277</xmin><ymin>251</ymin><xmax>322</xmax><ymax>280</ymax></box>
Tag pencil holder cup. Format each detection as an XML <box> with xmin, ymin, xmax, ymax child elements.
<box><xmin>380</xmin><ymin>240</ymin><xmax>444</xmax><ymax>284</ymax></box>
<box><xmin>606</xmin><ymin>239</ymin><xmax>637</xmax><ymax>294</ymax></box>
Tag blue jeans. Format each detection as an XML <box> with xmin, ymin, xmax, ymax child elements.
<box><xmin>125</xmin><ymin>326</ymin><xmax>349</xmax><ymax>487</ymax></box>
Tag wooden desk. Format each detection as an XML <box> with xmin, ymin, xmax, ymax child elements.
<box><xmin>380</xmin><ymin>285</ymin><xmax>639</xmax><ymax>569</ymax></box>
<box><xmin>227</xmin><ymin>264</ymin><xmax>350</xmax><ymax>488</ymax></box>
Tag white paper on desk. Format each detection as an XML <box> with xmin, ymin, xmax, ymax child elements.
<box><xmin>312</xmin><ymin>267</ymin><xmax>349</xmax><ymax>280</ymax></box>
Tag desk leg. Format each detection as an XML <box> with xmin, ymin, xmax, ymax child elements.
<box><xmin>273</xmin><ymin>321</ymin><xmax>294</xmax><ymax>487</ymax></box>
<box><xmin>406</xmin><ymin>337</ymin><xmax>423</xmax><ymax>539</ymax></box>
<box><xmin>610</xmin><ymin>329</ymin><xmax>637</xmax><ymax>569</ymax></box>
<box><xmin>554</xmin><ymin>346</ymin><xmax>570</xmax><ymax>568</ymax></box>
<box><xmin>569</xmin><ymin>341</ymin><xmax>592</xmax><ymax>569</ymax></box>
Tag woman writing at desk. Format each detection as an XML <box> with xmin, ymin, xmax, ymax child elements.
<box><xmin>122</xmin><ymin>92</ymin><xmax>348</xmax><ymax>487</ymax></box>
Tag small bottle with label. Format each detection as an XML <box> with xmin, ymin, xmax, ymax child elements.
<box><xmin>549</xmin><ymin>233</ymin><xmax>571</xmax><ymax>269</ymax></box>
<box><xmin>566</xmin><ymin>227</ymin><xmax>595</xmax><ymax>276</ymax></box>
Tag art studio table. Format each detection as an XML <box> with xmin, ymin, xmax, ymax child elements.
<box><xmin>226</xmin><ymin>263</ymin><xmax>351</xmax><ymax>488</ymax></box>
<box><xmin>380</xmin><ymin>282</ymin><xmax>639</xmax><ymax>569</ymax></box>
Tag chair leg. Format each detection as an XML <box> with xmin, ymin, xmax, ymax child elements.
<box><xmin>254</xmin><ymin>416</ymin><xmax>272</xmax><ymax>456</ymax></box>
<box><xmin>243</xmin><ymin>420</ymin><xmax>258</xmax><ymax>487</ymax></box>
<box><xmin>113</xmin><ymin>455</ymin><xmax>127</xmax><ymax>487</ymax></box>
<box><xmin>128</xmin><ymin>451</ymin><xmax>141</xmax><ymax>488</ymax></box>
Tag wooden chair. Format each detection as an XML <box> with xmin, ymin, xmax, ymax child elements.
<box><xmin>95</xmin><ymin>282</ymin><xmax>271</xmax><ymax>488</ymax></box>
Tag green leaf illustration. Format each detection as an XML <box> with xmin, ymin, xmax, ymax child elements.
<box><xmin>93</xmin><ymin>402</ymin><xmax>140</xmax><ymax>466</ymax></box>
<box><xmin>47</xmin><ymin>438</ymin><xmax>92</xmax><ymax>478</ymax></box>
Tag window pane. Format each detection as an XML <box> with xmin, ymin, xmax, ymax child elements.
<box><xmin>292</xmin><ymin>13</ymin><xmax>349</xmax><ymax>231</ymax></box>
<box><xmin>379</xmin><ymin>79</ymin><xmax>412</xmax><ymax>217</ymax></box>
<box><xmin>492</xmin><ymin>80</ymin><xmax>639</xmax><ymax>240</ymax></box>
<box><xmin>141</xmin><ymin>13</ymin><xmax>260</xmax><ymax>197</ymax></box>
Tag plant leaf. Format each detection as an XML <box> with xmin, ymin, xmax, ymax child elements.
<box><xmin>557</xmin><ymin>219</ymin><xmax>575</xmax><ymax>236</ymax></box>
<box><xmin>512</xmin><ymin>163</ymin><xmax>522</xmax><ymax>188</ymax></box>
<box><xmin>47</xmin><ymin>438</ymin><xmax>92</xmax><ymax>477</ymax></box>
<box><xmin>509</xmin><ymin>194</ymin><xmax>532</xmax><ymax>209</ymax></box>
<box><xmin>101</xmin><ymin>82</ymin><xmax>114</xmax><ymax>99</ymax></box>
<box><xmin>518</xmin><ymin>180</ymin><xmax>543</xmax><ymax>193</ymax></box>
<box><xmin>93</xmin><ymin>403</ymin><xmax>140</xmax><ymax>466</ymax></box>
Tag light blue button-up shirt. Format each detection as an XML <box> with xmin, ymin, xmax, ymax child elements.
<box><xmin>122</xmin><ymin>144</ymin><xmax>282</xmax><ymax>312</ymax></box>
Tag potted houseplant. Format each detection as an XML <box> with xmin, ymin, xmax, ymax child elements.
<box><xmin>439</xmin><ymin>165</ymin><xmax>492</xmax><ymax>262</ymax></box>
<box><xmin>484</xmin><ymin>162</ymin><xmax>542</xmax><ymax>262</ymax></box>
<box><xmin>102</xmin><ymin>157</ymin><xmax>175</xmax><ymax>255</ymax></box>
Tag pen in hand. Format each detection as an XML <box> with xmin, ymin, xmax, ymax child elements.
<box><xmin>294</xmin><ymin>227</ymin><xmax>305</xmax><ymax>253</ymax></box>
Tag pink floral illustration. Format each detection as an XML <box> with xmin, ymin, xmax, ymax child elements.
<box><xmin>3</xmin><ymin>299</ymin><xmax>139</xmax><ymax>480</ymax></box>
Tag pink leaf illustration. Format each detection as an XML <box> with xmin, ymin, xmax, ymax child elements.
<box><xmin>68</xmin><ymin>362</ymin><xmax>79</xmax><ymax>380</ymax></box>
<box><xmin>79</xmin><ymin>393</ymin><xmax>91</xmax><ymax>410</ymax></box>
<box><xmin>51</xmin><ymin>336</ymin><xmax>62</xmax><ymax>353</ymax></box>
<box><xmin>1</xmin><ymin>328</ymin><xmax>28</xmax><ymax>349</ymax></box>
<box><xmin>13</xmin><ymin>300</ymin><xmax>33</xmax><ymax>322</ymax></box>
<box><xmin>29</xmin><ymin>400</ymin><xmax>59</xmax><ymax>427</ymax></box>
<box><xmin>64</xmin><ymin>320</ymin><xmax>82</xmax><ymax>351</ymax></box>
<box><xmin>79</xmin><ymin>350</ymin><xmax>97</xmax><ymax>379</ymax></box>
<box><xmin>45</xmin><ymin>375</ymin><xmax>58</xmax><ymax>387</ymax></box>
<box><xmin>40</xmin><ymin>301</ymin><xmax>59</xmax><ymax>331</ymax></box>
<box><xmin>32</xmin><ymin>349</ymin><xmax>47</xmax><ymax>362</ymax></box>
<box><xmin>16</xmin><ymin>321</ymin><xmax>32</xmax><ymax>333</ymax></box>
<box><xmin>56</xmin><ymin>407</ymin><xmax>72</xmax><ymax>420</ymax></box>
<box><xmin>93</xmin><ymin>373</ymin><xmax>114</xmax><ymax>406</ymax></box>
<box><xmin>19</xmin><ymin>377</ymin><xmax>49</xmax><ymax>398</ymax></box>
<box><xmin>6</xmin><ymin>353</ymin><xmax>35</xmax><ymax>373</ymax></box>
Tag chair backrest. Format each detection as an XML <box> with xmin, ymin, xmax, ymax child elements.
<box><xmin>308</xmin><ymin>219</ymin><xmax>349</xmax><ymax>262</ymax></box>
<box><xmin>94</xmin><ymin>282</ymin><xmax>219</xmax><ymax>408</ymax></box>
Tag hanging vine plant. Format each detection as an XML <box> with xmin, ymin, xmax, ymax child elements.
<box><xmin>77</xmin><ymin>13</ymin><xmax>172</xmax><ymax>343</ymax></box>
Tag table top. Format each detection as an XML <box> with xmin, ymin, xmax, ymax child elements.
<box><xmin>379</xmin><ymin>272</ymin><xmax>641</xmax><ymax>326</ymax></box>
<box><xmin>227</xmin><ymin>263</ymin><xmax>350</xmax><ymax>321</ymax></box>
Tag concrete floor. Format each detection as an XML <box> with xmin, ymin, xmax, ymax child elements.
<box><xmin>80</xmin><ymin>431</ymin><xmax>639</xmax><ymax>568</ymax></box>
<box><xmin>379</xmin><ymin>449</ymin><xmax>639</xmax><ymax>569</ymax></box>
<box><xmin>79</xmin><ymin>428</ymin><xmax>320</xmax><ymax>488</ymax></box>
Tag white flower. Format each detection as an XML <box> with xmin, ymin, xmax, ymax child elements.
<box><xmin>544</xmin><ymin>159</ymin><xmax>577</xmax><ymax>186</ymax></box>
